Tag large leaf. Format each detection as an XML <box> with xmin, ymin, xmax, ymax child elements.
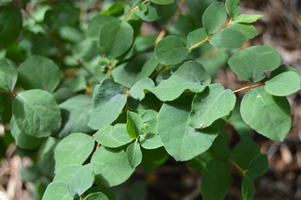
<box><xmin>54</xmin><ymin>133</ymin><xmax>95</xmax><ymax>173</ymax></box>
<box><xmin>154</xmin><ymin>36</ymin><xmax>189</xmax><ymax>65</ymax></box>
<box><xmin>126</xmin><ymin>141</ymin><xmax>143</xmax><ymax>168</ymax></box>
<box><xmin>228</xmin><ymin>45</ymin><xmax>281</xmax><ymax>82</ymax></box>
<box><xmin>201</xmin><ymin>158</ymin><xmax>231</xmax><ymax>200</ymax></box>
<box><xmin>126</xmin><ymin>111</ymin><xmax>143</xmax><ymax>139</ymax></box>
<box><xmin>58</xmin><ymin>95</ymin><xmax>94</xmax><ymax>138</ymax></box>
<box><xmin>68</xmin><ymin>164</ymin><xmax>95</xmax><ymax>197</ymax></box>
<box><xmin>265</xmin><ymin>71</ymin><xmax>300</xmax><ymax>96</ymax></box>
<box><xmin>99</xmin><ymin>21</ymin><xmax>133</xmax><ymax>58</ymax></box>
<box><xmin>93</xmin><ymin>124</ymin><xmax>133</xmax><ymax>148</ymax></box>
<box><xmin>209</xmin><ymin>28</ymin><xmax>246</xmax><ymax>49</ymax></box>
<box><xmin>42</xmin><ymin>182</ymin><xmax>73</xmax><ymax>200</ymax></box>
<box><xmin>53</xmin><ymin>164</ymin><xmax>82</xmax><ymax>184</ymax></box>
<box><xmin>86</xmin><ymin>14</ymin><xmax>118</xmax><ymax>40</ymax></box>
<box><xmin>241</xmin><ymin>175</ymin><xmax>255</xmax><ymax>200</ymax></box>
<box><xmin>189</xmin><ymin>84</ymin><xmax>236</xmax><ymax>129</ymax></box>
<box><xmin>12</xmin><ymin>89</ymin><xmax>61</xmax><ymax>138</ymax></box>
<box><xmin>226</xmin><ymin>0</ymin><xmax>240</xmax><ymax>20</ymax></box>
<box><xmin>91</xmin><ymin>146</ymin><xmax>135</xmax><ymax>187</ymax></box>
<box><xmin>157</xmin><ymin>94</ymin><xmax>220</xmax><ymax>161</ymax></box>
<box><xmin>0</xmin><ymin>5</ymin><xmax>22</xmax><ymax>48</ymax></box>
<box><xmin>17</xmin><ymin>55</ymin><xmax>61</xmax><ymax>93</ymax></box>
<box><xmin>241</xmin><ymin>87</ymin><xmax>291</xmax><ymax>141</ymax></box>
<box><xmin>0</xmin><ymin>60</ymin><xmax>17</xmax><ymax>92</ymax></box>
<box><xmin>88</xmin><ymin>79</ymin><xmax>128</xmax><ymax>130</ymax></box>
<box><xmin>202</xmin><ymin>2</ymin><xmax>227</xmax><ymax>35</ymax></box>
<box><xmin>150</xmin><ymin>60</ymin><xmax>211</xmax><ymax>101</ymax></box>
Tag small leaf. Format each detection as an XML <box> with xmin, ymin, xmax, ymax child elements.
<box><xmin>246</xmin><ymin>153</ymin><xmax>269</xmax><ymax>179</ymax></box>
<box><xmin>187</xmin><ymin>28</ymin><xmax>208</xmax><ymax>49</ymax></box>
<box><xmin>228</xmin><ymin>45</ymin><xmax>281</xmax><ymax>83</ymax></box>
<box><xmin>126</xmin><ymin>141</ymin><xmax>143</xmax><ymax>168</ymax></box>
<box><xmin>99</xmin><ymin>21</ymin><xmax>134</xmax><ymax>58</ymax></box>
<box><xmin>150</xmin><ymin>0</ymin><xmax>174</xmax><ymax>5</ymax></box>
<box><xmin>270</xmin><ymin>64</ymin><xmax>301</xmax><ymax>81</ymax></box>
<box><xmin>55</xmin><ymin>133</ymin><xmax>95</xmax><ymax>173</ymax></box>
<box><xmin>242</xmin><ymin>175</ymin><xmax>255</xmax><ymax>200</ymax></box>
<box><xmin>209</xmin><ymin>28</ymin><xmax>246</xmax><ymax>49</ymax></box>
<box><xmin>241</xmin><ymin>86</ymin><xmax>291</xmax><ymax>141</ymax></box>
<box><xmin>88</xmin><ymin>79</ymin><xmax>128</xmax><ymax>130</ymax></box>
<box><xmin>154</xmin><ymin>36</ymin><xmax>189</xmax><ymax>65</ymax></box>
<box><xmin>227</xmin><ymin>23</ymin><xmax>258</xmax><ymax>40</ymax></box>
<box><xmin>42</xmin><ymin>182</ymin><xmax>73</xmax><ymax>200</ymax></box>
<box><xmin>157</xmin><ymin>94</ymin><xmax>219</xmax><ymax>161</ymax></box>
<box><xmin>0</xmin><ymin>60</ymin><xmax>17</xmax><ymax>92</ymax></box>
<box><xmin>140</xmin><ymin>133</ymin><xmax>163</xmax><ymax>149</ymax></box>
<box><xmin>202</xmin><ymin>2</ymin><xmax>227</xmax><ymax>35</ymax></box>
<box><xmin>86</xmin><ymin>186</ymin><xmax>116</xmax><ymax>200</ymax></box>
<box><xmin>201</xmin><ymin>158</ymin><xmax>231</xmax><ymax>200</ymax></box>
<box><xmin>0</xmin><ymin>5</ymin><xmax>23</xmax><ymax>48</ymax></box>
<box><xmin>127</xmin><ymin>111</ymin><xmax>143</xmax><ymax>139</ymax></box>
<box><xmin>86</xmin><ymin>14</ymin><xmax>118</xmax><ymax>40</ymax></box>
<box><xmin>226</xmin><ymin>0</ymin><xmax>240</xmax><ymax>19</ymax></box>
<box><xmin>68</xmin><ymin>164</ymin><xmax>95</xmax><ymax>197</ymax></box>
<box><xmin>139</xmin><ymin>4</ymin><xmax>147</xmax><ymax>12</ymax></box>
<box><xmin>130</xmin><ymin>78</ymin><xmax>155</xmax><ymax>101</ymax></box>
<box><xmin>94</xmin><ymin>124</ymin><xmax>133</xmax><ymax>148</ymax></box>
<box><xmin>150</xmin><ymin>60</ymin><xmax>211</xmax><ymax>101</ymax></box>
<box><xmin>17</xmin><ymin>55</ymin><xmax>61</xmax><ymax>93</ymax></box>
<box><xmin>265</xmin><ymin>71</ymin><xmax>300</xmax><ymax>96</ymax></box>
<box><xmin>134</xmin><ymin>4</ymin><xmax>158</xmax><ymax>22</ymax></box>
<box><xmin>84</xmin><ymin>192</ymin><xmax>109</xmax><ymax>200</ymax></box>
<box><xmin>233</xmin><ymin>14</ymin><xmax>262</xmax><ymax>23</ymax></box>
<box><xmin>189</xmin><ymin>83</ymin><xmax>236</xmax><ymax>128</ymax></box>
<box><xmin>91</xmin><ymin>146</ymin><xmax>135</xmax><ymax>187</ymax></box>
<box><xmin>12</xmin><ymin>89</ymin><xmax>61</xmax><ymax>138</ymax></box>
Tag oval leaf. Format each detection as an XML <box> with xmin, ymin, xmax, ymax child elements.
<box><xmin>12</xmin><ymin>89</ymin><xmax>62</xmax><ymax>138</ymax></box>
<box><xmin>187</xmin><ymin>28</ymin><xmax>208</xmax><ymax>49</ymax></box>
<box><xmin>228</xmin><ymin>45</ymin><xmax>281</xmax><ymax>83</ymax></box>
<box><xmin>227</xmin><ymin>23</ymin><xmax>258</xmax><ymax>40</ymax></box>
<box><xmin>0</xmin><ymin>60</ymin><xmax>17</xmax><ymax>92</ymax></box>
<box><xmin>202</xmin><ymin>2</ymin><xmax>227</xmax><ymax>35</ymax></box>
<box><xmin>134</xmin><ymin>4</ymin><xmax>158</xmax><ymax>22</ymax></box>
<box><xmin>126</xmin><ymin>141</ymin><xmax>143</xmax><ymax>168</ymax></box>
<box><xmin>209</xmin><ymin>28</ymin><xmax>246</xmax><ymax>49</ymax></box>
<box><xmin>126</xmin><ymin>111</ymin><xmax>143</xmax><ymax>139</ymax></box>
<box><xmin>84</xmin><ymin>192</ymin><xmax>109</xmax><ymax>200</ymax></box>
<box><xmin>241</xmin><ymin>87</ymin><xmax>291</xmax><ymax>141</ymax></box>
<box><xmin>42</xmin><ymin>182</ymin><xmax>73</xmax><ymax>200</ymax></box>
<box><xmin>139</xmin><ymin>133</ymin><xmax>163</xmax><ymax>150</ymax></box>
<box><xmin>242</xmin><ymin>175</ymin><xmax>255</xmax><ymax>200</ymax></box>
<box><xmin>226</xmin><ymin>0</ymin><xmax>240</xmax><ymax>19</ymax></box>
<box><xmin>53</xmin><ymin>164</ymin><xmax>82</xmax><ymax>184</ymax></box>
<box><xmin>154</xmin><ymin>36</ymin><xmax>189</xmax><ymax>65</ymax></box>
<box><xmin>246</xmin><ymin>153</ymin><xmax>269</xmax><ymax>179</ymax></box>
<box><xmin>99</xmin><ymin>21</ymin><xmax>134</xmax><ymax>58</ymax></box>
<box><xmin>150</xmin><ymin>0</ymin><xmax>174</xmax><ymax>5</ymax></box>
<box><xmin>55</xmin><ymin>133</ymin><xmax>95</xmax><ymax>173</ymax></box>
<box><xmin>91</xmin><ymin>146</ymin><xmax>135</xmax><ymax>187</ymax></box>
<box><xmin>233</xmin><ymin>14</ymin><xmax>263</xmax><ymax>23</ymax></box>
<box><xmin>86</xmin><ymin>14</ymin><xmax>118</xmax><ymax>40</ymax></box>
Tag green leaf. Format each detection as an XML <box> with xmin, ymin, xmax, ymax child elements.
<box><xmin>130</xmin><ymin>78</ymin><xmax>155</xmax><ymax>101</ymax></box>
<box><xmin>0</xmin><ymin>6</ymin><xmax>23</xmax><ymax>49</ymax></box>
<box><xmin>187</xmin><ymin>28</ymin><xmax>208</xmax><ymax>49</ymax></box>
<box><xmin>228</xmin><ymin>45</ymin><xmax>281</xmax><ymax>83</ymax></box>
<box><xmin>169</xmin><ymin>14</ymin><xmax>199</xmax><ymax>37</ymax></box>
<box><xmin>129</xmin><ymin>181</ymin><xmax>148</xmax><ymax>200</ymax></box>
<box><xmin>12</xmin><ymin>89</ymin><xmax>62</xmax><ymax>138</ymax></box>
<box><xmin>209</xmin><ymin>28</ymin><xmax>246</xmax><ymax>49</ymax></box>
<box><xmin>270</xmin><ymin>64</ymin><xmax>301</xmax><ymax>81</ymax></box>
<box><xmin>42</xmin><ymin>182</ymin><xmax>73</xmax><ymax>200</ymax></box>
<box><xmin>241</xmin><ymin>175</ymin><xmax>255</xmax><ymax>200</ymax></box>
<box><xmin>68</xmin><ymin>164</ymin><xmax>95</xmax><ymax>197</ymax></box>
<box><xmin>140</xmin><ymin>110</ymin><xmax>158</xmax><ymax>134</ymax></box>
<box><xmin>140</xmin><ymin>133</ymin><xmax>163</xmax><ymax>149</ymax></box>
<box><xmin>86</xmin><ymin>186</ymin><xmax>116</xmax><ymax>200</ymax></box>
<box><xmin>0</xmin><ymin>60</ymin><xmax>17</xmax><ymax>92</ymax></box>
<box><xmin>233</xmin><ymin>14</ymin><xmax>262</xmax><ymax>23</ymax></box>
<box><xmin>265</xmin><ymin>71</ymin><xmax>300</xmax><ymax>96</ymax></box>
<box><xmin>93</xmin><ymin>124</ymin><xmax>133</xmax><ymax>148</ymax></box>
<box><xmin>10</xmin><ymin>116</ymin><xmax>44</xmax><ymax>149</ymax></box>
<box><xmin>150</xmin><ymin>0</ymin><xmax>174</xmax><ymax>5</ymax></box>
<box><xmin>53</xmin><ymin>164</ymin><xmax>82</xmax><ymax>184</ymax></box>
<box><xmin>213</xmin><ymin>134</ymin><xmax>230</xmax><ymax>160</ymax></box>
<box><xmin>157</xmin><ymin>94</ymin><xmax>220</xmax><ymax>161</ymax></box>
<box><xmin>227</xmin><ymin>23</ymin><xmax>258</xmax><ymax>40</ymax></box>
<box><xmin>189</xmin><ymin>84</ymin><xmax>236</xmax><ymax>128</ymax></box>
<box><xmin>140</xmin><ymin>147</ymin><xmax>169</xmax><ymax>171</ymax></box>
<box><xmin>136</xmin><ymin>56</ymin><xmax>160</xmax><ymax>80</ymax></box>
<box><xmin>128</xmin><ymin>0</ymin><xmax>141</xmax><ymax>7</ymax></box>
<box><xmin>55</xmin><ymin>133</ymin><xmax>95</xmax><ymax>173</ymax></box>
<box><xmin>154</xmin><ymin>36</ymin><xmax>189</xmax><ymax>65</ymax></box>
<box><xmin>150</xmin><ymin>60</ymin><xmax>211</xmax><ymax>101</ymax></box>
<box><xmin>134</xmin><ymin>4</ymin><xmax>158</xmax><ymax>22</ymax></box>
<box><xmin>99</xmin><ymin>21</ymin><xmax>134</xmax><ymax>58</ymax></box>
<box><xmin>58</xmin><ymin>95</ymin><xmax>94</xmax><ymax>138</ymax></box>
<box><xmin>241</xmin><ymin>86</ymin><xmax>291</xmax><ymax>141</ymax></box>
<box><xmin>139</xmin><ymin>4</ymin><xmax>148</xmax><ymax>13</ymax></box>
<box><xmin>230</xmin><ymin>138</ymin><xmax>261</xmax><ymax>170</ymax></box>
<box><xmin>246</xmin><ymin>153</ymin><xmax>269</xmax><ymax>179</ymax></box>
<box><xmin>17</xmin><ymin>55</ymin><xmax>61</xmax><ymax>93</ymax></box>
<box><xmin>187</xmin><ymin>147</ymin><xmax>216</xmax><ymax>173</ymax></box>
<box><xmin>86</xmin><ymin>14</ymin><xmax>118</xmax><ymax>40</ymax></box>
<box><xmin>201</xmin><ymin>158</ymin><xmax>231</xmax><ymax>200</ymax></box>
<box><xmin>84</xmin><ymin>192</ymin><xmax>109</xmax><ymax>200</ymax></box>
<box><xmin>38</xmin><ymin>137</ymin><xmax>59</xmax><ymax>176</ymax></box>
<box><xmin>202</xmin><ymin>2</ymin><xmax>227</xmax><ymax>35</ymax></box>
<box><xmin>126</xmin><ymin>141</ymin><xmax>143</xmax><ymax>168</ymax></box>
<box><xmin>226</xmin><ymin>0</ymin><xmax>240</xmax><ymax>19</ymax></box>
<box><xmin>20</xmin><ymin>165</ymin><xmax>42</xmax><ymax>183</ymax></box>
<box><xmin>91</xmin><ymin>146</ymin><xmax>135</xmax><ymax>187</ymax></box>
<box><xmin>126</xmin><ymin>111</ymin><xmax>143</xmax><ymax>139</ymax></box>
<box><xmin>88</xmin><ymin>79</ymin><xmax>128</xmax><ymax>130</ymax></box>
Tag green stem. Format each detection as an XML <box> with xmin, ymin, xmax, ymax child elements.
<box><xmin>123</xmin><ymin>0</ymin><xmax>149</xmax><ymax>22</ymax></box>
<box><xmin>188</xmin><ymin>35</ymin><xmax>213</xmax><ymax>51</ymax></box>
<box><xmin>229</xmin><ymin>158</ymin><xmax>246</xmax><ymax>174</ymax></box>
